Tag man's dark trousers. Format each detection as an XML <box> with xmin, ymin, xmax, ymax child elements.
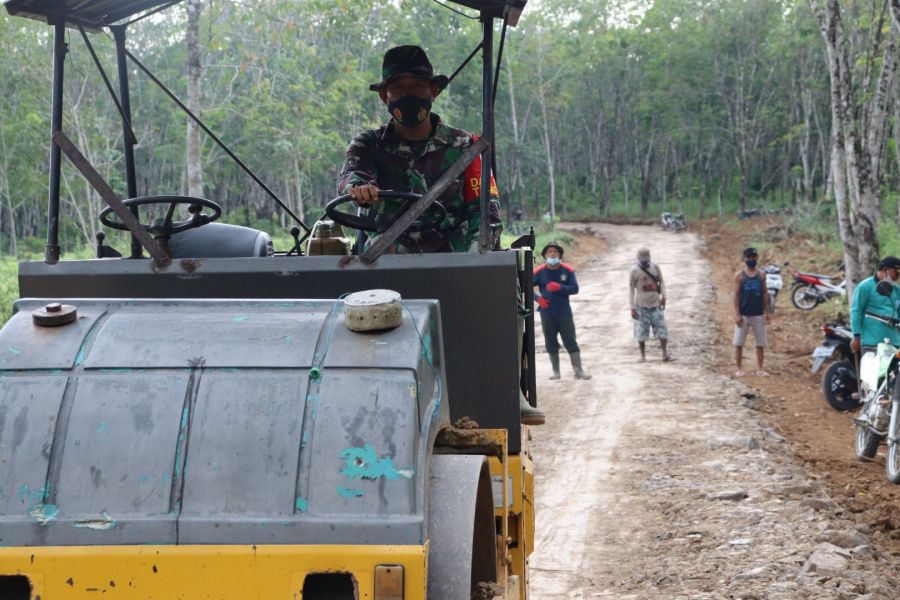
<box><xmin>540</xmin><ymin>313</ymin><xmax>580</xmax><ymax>354</ymax></box>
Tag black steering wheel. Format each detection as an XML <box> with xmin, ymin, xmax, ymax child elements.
<box><xmin>99</xmin><ymin>195</ymin><xmax>222</xmax><ymax>238</ymax></box>
<box><xmin>324</xmin><ymin>191</ymin><xmax>447</xmax><ymax>234</ymax></box>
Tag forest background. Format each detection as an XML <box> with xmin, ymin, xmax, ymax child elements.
<box><xmin>1</xmin><ymin>0</ymin><xmax>900</xmax><ymax>321</ymax></box>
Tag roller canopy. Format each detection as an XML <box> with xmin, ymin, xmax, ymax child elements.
<box><xmin>4</xmin><ymin>0</ymin><xmax>526</xmax><ymax>28</ymax></box>
<box><xmin>4</xmin><ymin>0</ymin><xmax>178</xmax><ymax>28</ymax></box>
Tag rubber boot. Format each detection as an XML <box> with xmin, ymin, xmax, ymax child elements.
<box><xmin>570</xmin><ymin>352</ymin><xmax>592</xmax><ymax>380</ymax></box>
<box><xmin>549</xmin><ymin>352</ymin><xmax>561</xmax><ymax>380</ymax></box>
<box><xmin>520</xmin><ymin>393</ymin><xmax>545</xmax><ymax>426</ymax></box>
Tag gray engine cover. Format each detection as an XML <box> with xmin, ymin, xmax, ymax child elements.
<box><xmin>0</xmin><ymin>298</ymin><xmax>449</xmax><ymax>547</ymax></box>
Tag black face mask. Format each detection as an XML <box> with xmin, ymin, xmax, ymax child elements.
<box><xmin>745</xmin><ymin>259</ymin><xmax>758</xmax><ymax>269</ymax></box>
<box><xmin>388</xmin><ymin>94</ymin><xmax>432</xmax><ymax>128</ymax></box>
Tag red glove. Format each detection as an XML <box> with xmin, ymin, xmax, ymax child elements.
<box><xmin>536</xmin><ymin>296</ymin><xmax>550</xmax><ymax>310</ymax></box>
<box><xmin>546</xmin><ymin>281</ymin><xmax>561</xmax><ymax>292</ymax></box>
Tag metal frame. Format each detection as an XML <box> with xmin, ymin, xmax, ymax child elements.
<box><xmin>30</xmin><ymin>5</ymin><xmax>310</xmax><ymax>263</ymax></box>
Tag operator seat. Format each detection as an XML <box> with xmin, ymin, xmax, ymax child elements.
<box><xmin>167</xmin><ymin>222</ymin><xmax>274</xmax><ymax>258</ymax></box>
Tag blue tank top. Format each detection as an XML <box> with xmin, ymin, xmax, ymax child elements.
<box><xmin>739</xmin><ymin>271</ymin><xmax>765</xmax><ymax>316</ymax></box>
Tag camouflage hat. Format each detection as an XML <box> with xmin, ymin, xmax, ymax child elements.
<box><xmin>369</xmin><ymin>45</ymin><xmax>449</xmax><ymax>92</ymax></box>
<box><xmin>541</xmin><ymin>241</ymin><xmax>565</xmax><ymax>258</ymax></box>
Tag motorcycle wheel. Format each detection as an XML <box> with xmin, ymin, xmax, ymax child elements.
<box><xmin>855</xmin><ymin>424</ymin><xmax>883</xmax><ymax>459</ymax></box>
<box><xmin>887</xmin><ymin>440</ymin><xmax>900</xmax><ymax>483</ymax></box>
<box><xmin>886</xmin><ymin>385</ymin><xmax>900</xmax><ymax>483</ymax></box>
<box><xmin>768</xmin><ymin>291</ymin><xmax>777</xmax><ymax>315</ymax></box>
<box><xmin>821</xmin><ymin>360</ymin><xmax>859</xmax><ymax>411</ymax></box>
<box><xmin>791</xmin><ymin>284</ymin><xmax>819</xmax><ymax>310</ymax></box>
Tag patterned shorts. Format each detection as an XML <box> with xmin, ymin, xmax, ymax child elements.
<box><xmin>634</xmin><ymin>307</ymin><xmax>668</xmax><ymax>342</ymax></box>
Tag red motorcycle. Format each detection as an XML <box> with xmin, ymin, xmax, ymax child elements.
<box><xmin>790</xmin><ymin>268</ymin><xmax>847</xmax><ymax>310</ymax></box>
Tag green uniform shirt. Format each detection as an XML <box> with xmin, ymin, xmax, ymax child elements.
<box><xmin>851</xmin><ymin>276</ymin><xmax>900</xmax><ymax>347</ymax></box>
<box><xmin>338</xmin><ymin>113</ymin><xmax>500</xmax><ymax>253</ymax></box>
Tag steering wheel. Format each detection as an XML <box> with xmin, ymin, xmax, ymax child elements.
<box><xmin>325</xmin><ymin>191</ymin><xmax>447</xmax><ymax>234</ymax></box>
<box><xmin>99</xmin><ymin>195</ymin><xmax>222</xmax><ymax>238</ymax></box>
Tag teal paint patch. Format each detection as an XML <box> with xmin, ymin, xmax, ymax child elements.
<box><xmin>232</xmin><ymin>315</ymin><xmax>248</xmax><ymax>322</ymax></box>
<box><xmin>30</xmin><ymin>503</ymin><xmax>59</xmax><ymax>525</ymax></box>
<box><xmin>281</xmin><ymin>335</ymin><xmax>294</xmax><ymax>343</ymax></box>
<box><xmin>7</xmin><ymin>347</ymin><xmax>21</xmax><ymax>355</ymax></box>
<box><xmin>421</xmin><ymin>330</ymin><xmax>434</xmax><ymax>363</ymax></box>
<box><xmin>96</xmin><ymin>420</ymin><xmax>111</xmax><ymax>434</ymax></box>
<box><xmin>301</xmin><ymin>431</ymin><xmax>309</xmax><ymax>449</ymax></box>
<box><xmin>294</xmin><ymin>498</ymin><xmax>308</xmax><ymax>512</ymax></box>
<box><xmin>336</xmin><ymin>487</ymin><xmax>365</xmax><ymax>499</ymax></box>
<box><xmin>339</xmin><ymin>444</ymin><xmax>414</xmax><ymax>481</ymax></box>
<box><xmin>73</xmin><ymin>511</ymin><xmax>117</xmax><ymax>530</ymax></box>
<box><xmin>138</xmin><ymin>474</ymin><xmax>152</xmax><ymax>483</ymax></box>
<box><xmin>17</xmin><ymin>484</ymin><xmax>45</xmax><ymax>506</ymax></box>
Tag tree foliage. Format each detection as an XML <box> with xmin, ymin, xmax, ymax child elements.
<box><xmin>0</xmin><ymin>0</ymin><xmax>898</xmax><ymax>258</ymax></box>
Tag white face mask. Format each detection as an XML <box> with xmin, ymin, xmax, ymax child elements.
<box><xmin>546</xmin><ymin>257</ymin><xmax>561</xmax><ymax>266</ymax></box>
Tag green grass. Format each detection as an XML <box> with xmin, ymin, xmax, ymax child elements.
<box><xmin>0</xmin><ymin>257</ymin><xmax>19</xmax><ymax>325</ymax></box>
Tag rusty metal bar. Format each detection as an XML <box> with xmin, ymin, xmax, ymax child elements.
<box><xmin>52</xmin><ymin>132</ymin><xmax>168</xmax><ymax>261</ymax></box>
<box><xmin>361</xmin><ymin>137</ymin><xmax>488</xmax><ymax>263</ymax></box>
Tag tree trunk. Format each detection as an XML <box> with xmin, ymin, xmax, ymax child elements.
<box><xmin>809</xmin><ymin>0</ymin><xmax>899</xmax><ymax>292</ymax></box>
<box><xmin>186</xmin><ymin>0</ymin><xmax>204</xmax><ymax>197</ymax></box>
<box><xmin>536</xmin><ymin>33</ymin><xmax>556</xmax><ymax>219</ymax></box>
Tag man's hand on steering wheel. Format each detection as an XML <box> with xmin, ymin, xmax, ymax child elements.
<box><xmin>349</xmin><ymin>184</ymin><xmax>381</xmax><ymax>205</ymax></box>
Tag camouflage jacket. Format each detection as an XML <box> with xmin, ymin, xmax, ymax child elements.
<box><xmin>338</xmin><ymin>113</ymin><xmax>501</xmax><ymax>253</ymax></box>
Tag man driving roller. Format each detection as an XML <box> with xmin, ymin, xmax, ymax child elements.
<box><xmin>338</xmin><ymin>45</ymin><xmax>501</xmax><ymax>253</ymax></box>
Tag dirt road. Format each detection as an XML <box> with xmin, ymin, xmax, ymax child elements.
<box><xmin>528</xmin><ymin>224</ymin><xmax>900</xmax><ymax>600</ymax></box>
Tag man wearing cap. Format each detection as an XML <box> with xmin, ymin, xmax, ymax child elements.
<box><xmin>338</xmin><ymin>45</ymin><xmax>501</xmax><ymax>253</ymax></box>
<box><xmin>534</xmin><ymin>242</ymin><xmax>591</xmax><ymax>380</ymax></box>
<box><xmin>629</xmin><ymin>248</ymin><xmax>671</xmax><ymax>362</ymax></box>
<box><xmin>733</xmin><ymin>247</ymin><xmax>771</xmax><ymax>377</ymax></box>
<box><xmin>850</xmin><ymin>256</ymin><xmax>900</xmax><ymax>355</ymax></box>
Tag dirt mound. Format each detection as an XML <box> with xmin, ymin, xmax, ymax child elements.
<box><xmin>697</xmin><ymin>217</ymin><xmax>900</xmax><ymax>555</ymax></box>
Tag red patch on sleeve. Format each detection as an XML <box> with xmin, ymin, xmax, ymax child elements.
<box><xmin>463</xmin><ymin>137</ymin><xmax>500</xmax><ymax>203</ymax></box>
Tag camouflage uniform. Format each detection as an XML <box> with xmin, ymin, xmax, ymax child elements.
<box><xmin>338</xmin><ymin>113</ymin><xmax>501</xmax><ymax>253</ymax></box>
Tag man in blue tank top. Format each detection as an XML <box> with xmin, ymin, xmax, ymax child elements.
<box><xmin>732</xmin><ymin>247</ymin><xmax>771</xmax><ymax>377</ymax></box>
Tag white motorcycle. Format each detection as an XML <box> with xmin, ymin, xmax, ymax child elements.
<box><xmin>852</xmin><ymin>282</ymin><xmax>900</xmax><ymax>483</ymax></box>
<box><xmin>761</xmin><ymin>264</ymin><xmax>783</xmax><ymax>314</ymax></box>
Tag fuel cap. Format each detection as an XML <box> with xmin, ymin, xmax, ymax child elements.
<box><xmin>32</xmin><ymin>302</ymin><xmax>77</xmax><ymax>327</ymax></box>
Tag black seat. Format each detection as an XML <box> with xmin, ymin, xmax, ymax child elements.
<box><xmin>167</xmin><ymin>223</ymin><xmax>273</xmax><ymax>258</ymax></box>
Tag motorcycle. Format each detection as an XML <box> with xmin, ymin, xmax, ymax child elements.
<box><xmin>761</xmin><ymin>264</ymin><xmax>783</xmax><ymax>314</ymax></box>
<box><xmin>852</xmin><ymin>284</ymin><xmax>900</xmax><ymax>483</ymax></box>
<box><xmin>660</xmin><ymin>212</ymin><xmax>687</xmax><ymax>232</ymax></box>
<box><xmin>790</xmin><ymin>268</ymin><xmax>847</xmax><ymax>310</ymax></box>
<box><xmin>810</xmin><ymin>321</ymin><xmax>857</xmax><ymax>411</ymax></box>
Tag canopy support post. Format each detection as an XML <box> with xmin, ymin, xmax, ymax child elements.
<box><xmin>46</xmin><ymin>19</ymin><xmax>67</xmax><ymax>264</ymax></box>
<box><xmin>479</xmin><ymin>13</ymin><xmax>494</xmax><ymax>253</ymax></box>
<box><xmin>112</xmin><ymin>25</ymin><xmax>142</xmax><ymax>258</ymax></box>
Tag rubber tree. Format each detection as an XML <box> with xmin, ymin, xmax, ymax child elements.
<box><xmin>808</xmin><ymin>0</ymin><xmax>900</xmax><ymax>293</ymax></box>
<box><xmin>186</xmin><ymin>0</ymin><xmax>204</xmax><ymax>198</ymax></box>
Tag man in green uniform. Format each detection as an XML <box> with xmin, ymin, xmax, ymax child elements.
<box><xmin>339</xmin><ymin>46</ymin><xmax>543</xmax><ymax>425</ymax></box>
<box><xmin>851</xmin><ymin>256</ymin><xmax>900</xmax><ymax>354</ymax></box>
<box><xmin>338</xmin><ymin>45</ymin><xmax>501</xmax><ymax>253</ymax></box>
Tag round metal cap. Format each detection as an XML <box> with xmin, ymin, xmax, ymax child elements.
<box><xmin>343</xmin><ymin>289</ymin><xmax>403</xmax><ymax>332</ymax></box>
<box><xmin>32</xmin><ymin>303</ymin><xmax>77</xmax><ymax>327</ymax></box>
